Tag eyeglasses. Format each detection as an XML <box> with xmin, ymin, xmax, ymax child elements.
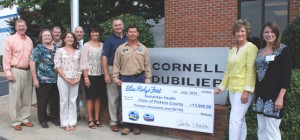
<box><xmin>42</xmin><ymin>35</ymin><xmax>52</xmax><ymax>37</ymax></box>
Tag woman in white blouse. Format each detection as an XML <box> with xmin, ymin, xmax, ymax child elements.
<box><xmin>54</xmin><ymin>32</ymin><xmax>81</xmax><ymax>131</ymax></box>
<box><xmin>80</xmin><ymin>26</ymin><xmax>106</xmax><ymax>129</ymax></box>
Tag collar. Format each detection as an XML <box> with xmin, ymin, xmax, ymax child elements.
<box><xmin>113</xmin><ymin>33</ymin><xmax>126</xmax><ymax>39</ymax></box>
<box><xmin>16</xmin><ymin>32</ymin><xmax>27</xmax><ymax>40</ymax></box>
<box><xmin>52</xmin><ymin>39</ymin><xmax>62</xmax><ymax>45</ymax></box>
<box><xmin>125</xmin><ymin>41</ymin><xmax>141</xmax><ymax>46</ymax></box>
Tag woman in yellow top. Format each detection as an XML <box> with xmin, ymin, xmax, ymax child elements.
<box><xmin>215</xmin><ymin>19</ymin><xmax>258</xmax><ymax>140</ymax></box>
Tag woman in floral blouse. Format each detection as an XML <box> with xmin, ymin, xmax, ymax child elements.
<box><xmin>30</xmin><ymin>29</ymin><xmax>60</xmax><ymax>128</ymax></box>
<box><xmin>252</xmin><ymin>21</ymin><xmax>292</xmax><ymax>140</ymax></box>
<box><xmin>80</xmin><ymin>26</ymin><xmax>106</xmax><ymax>129</ymax></box>
<box><xmin>54</xmin><ymin>32</ymin><xmax>81</xmax><ymax>131</ymax></box>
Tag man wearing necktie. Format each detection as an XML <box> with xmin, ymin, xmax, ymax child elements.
<box><xmin>74</xmin><ymin>26</ymin><xmax>87</xmax><ymax>120</ymax></box>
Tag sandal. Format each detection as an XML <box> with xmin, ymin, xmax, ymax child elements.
<box><xmin>64</xmin><ymin>126</ymin><xmax>71</xmax><ymax>131</ymax></box>
<box><xmin>70</xmin><ymin>125</ymin><xmax>76</xmax><ymax>131</ymax></box>
<box><xmin>88</xmin><ymin>121</ymin><xmax>96</xmax><ymax>129</ymax></box>
<box><xmin>94</xmin><ymin>120</ymin><xmax>103</xmax><ymax>127</ymax></box>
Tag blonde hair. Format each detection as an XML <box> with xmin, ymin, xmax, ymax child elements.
<box><xmin>232</xmin><ymin>19</ymin><xmax>250</xmax><ymax>37</ymax></box>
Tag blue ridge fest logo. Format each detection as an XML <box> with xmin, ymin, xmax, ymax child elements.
<box><xmin>128</xmin><ymin>111</ymin><xmax>139</xmax><ymax>121</ymax></box>
<box><xmin>143</xmin><ymin>113</ymin><xmax>155</xmax><ymax>122</ymax></box>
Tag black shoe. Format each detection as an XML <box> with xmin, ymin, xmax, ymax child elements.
<box><xmin>52</xmin><ymin>120</ymin><xmax>60</xmax><ymax>126</ymax></box>
<box><xmin>41</xmin><ymin>122</ymin><xmax>49</xmax><ymax>128</ymax></box>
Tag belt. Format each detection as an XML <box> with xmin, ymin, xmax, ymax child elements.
<box><xmin>11</xmin><ymin>65</ymin><xmax>30</xmax><ymax>71</ymax></box>
<box><xmin>121</xmin><ymin>71</ymin><xmax>145</xmax><ymax>78</ymax></box>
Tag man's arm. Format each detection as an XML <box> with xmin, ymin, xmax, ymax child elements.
<box><xmin>102</xmin><ymin>37</ymin><xmax>112</xmax><ymax>84</ymax></box>
<box><xmin>2</xmin><ymin>37</ymin><xmax>15</xmax><ymax>81</ymax></box>
<box><xmin>101</xmin><ymin>56</ymin><xmax>111</xmax><ymax>84</ymax></box>
<box><xmin>112</xmin><ymin>48</ymin><xmax>122</xmax><ymax>86</ymax></box>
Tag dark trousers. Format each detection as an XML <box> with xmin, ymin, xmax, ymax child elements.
<box><xmin>121</xmin><ymin>73</ymin><xmax>145</xmax><ymax>129</ymax></box>
<box><xmin>36</xmin><ymin>83</ymin><xmax>59</xmax><ymax>123</ymax></box>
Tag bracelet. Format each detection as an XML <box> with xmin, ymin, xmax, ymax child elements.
<box><xmin>84</xmin><ymin>78</ymin><xmax>89</xmax><ymax>80</ymax></box>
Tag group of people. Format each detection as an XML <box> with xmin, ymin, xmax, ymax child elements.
<box><xmin>2</xmin><ymin>18</ymin><xmax>152</xmax><ymax>135</ymax></box>
<box><xmin>215</xmin><ymin>19</ymin><xmax>291</xmax><ymax>140</ymax></box>
<box><xmin>3</xmin><ymin>17</ymin><xmax>291</xmax><ymax>139</ymax></box>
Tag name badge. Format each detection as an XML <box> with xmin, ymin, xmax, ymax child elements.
<box><xmin>265</xmin><ymin>55</ymin><xmax>275</xmax><ymax>62</ymax></box>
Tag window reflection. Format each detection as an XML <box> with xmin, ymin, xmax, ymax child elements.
<box><xmin>241</xmin><ymin>0</ymin><xmax>262</xmax><ymax>38</ymax></box>
<box><xmin>239</xmin><ymin>0</ymin><xmax>288</xmax><ymax>49</ymax></box>
<box><xmin>265</xmin><ymin>0</ymin><xmax>288</xmax><ymax>33</ymax></box>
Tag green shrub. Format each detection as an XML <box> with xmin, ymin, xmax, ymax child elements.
<box><xmin>282</xmin><ymin>15</ymin><xmax>300</xmax><ymax>69</ymax></box>
<box><xmin>224</xmin><ymin>70</ymin><xmax>300</xmax><ymax>139</ymax></box>
<box><xmin>247</xmin><ymin>69</ymin><xmax>300</xmax><ymax>139</ymax></box>
<box><xmin>100</xmin><ymin>14</ymin><xmax>155</xmax><ymax>48</ymax></box>
<box><xmin>280</xmin><ymin>69</ymin><xmax>300</xmax><ymax>139</ymax></box>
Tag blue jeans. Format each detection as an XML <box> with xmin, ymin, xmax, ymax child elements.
<box><xmin>121</xmin><ymin>74</ymin><xmax>145</xmax><ymax>129</ymax></box>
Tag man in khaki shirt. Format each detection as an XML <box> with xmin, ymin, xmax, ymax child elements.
<box><xmin>113</xmin><ymin>24</ymin><xmax>151</xmax><ymax>135</ymax></box>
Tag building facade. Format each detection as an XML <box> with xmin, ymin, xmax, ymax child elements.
<box><xmin>163</xmin><ymin>0</ymin><xmax>300</xmax><ymax>139</ymax></box>
<box><xmin>165</xmin><ymin>0</ymin><xmax>300</xmax><ymax>48</ymax></box>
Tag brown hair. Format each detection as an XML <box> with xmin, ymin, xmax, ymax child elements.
<box><xmin>38</xmin><ymin>29</ymin><xmax>53</xmax><ymax>43</ymax></box>
<box><xmin>260</xmin><ymin>21</ymin><xmax>281</xmax><ymax>50</ymax></box>
<box><xmin>15</xmin><ymin>19</ymin><xmax>26</xmax><ymax>26</ymax></box>
<box><xmin>61</xmin><ymin>32</ymin><xmax>78</xmax><ymax>49</ymax></box>
<box><xmin>52</xmin><ymin>26</ymin><xmax>61</xmax><ymax>32</ymax></box>
<box><xmin>88</xmin><ymin>25</ymin><xmax>102</xmax><ymax>40</ymax></box>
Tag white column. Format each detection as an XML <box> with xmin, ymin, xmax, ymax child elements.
<box><xmin>71</xmin><ymin>0</ymin><xmax>79</xmax><ymax>32</ymax></box>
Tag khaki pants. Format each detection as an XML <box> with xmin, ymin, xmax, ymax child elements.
<box><xmin>9</xmin><ymin>68</ymin><xmax>33</xmax><ymax>126</ymax></box>
<box><xmin>76</xmin><ymin>76</ymin><xmax>87</xmax><ymax>117</ymax></box>
<box><xmin>107</xmin><ymin>66</ymin><xmax>121</xmax><ymax>126</ymax></box>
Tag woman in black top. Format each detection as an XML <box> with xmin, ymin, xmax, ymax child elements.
<box><xmin>252</xmin><ymin>21</ymin><xmax>292</xmax><ymax>140</ymax></box>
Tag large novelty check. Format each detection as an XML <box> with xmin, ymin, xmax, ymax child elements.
<box><xmin>122</xmin><ymin>82</ymin><xmax>214</xmax><ymax>133</ymax></box>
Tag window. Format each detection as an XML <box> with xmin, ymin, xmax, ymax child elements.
<box><xmin>238</xmin><ymin>0</ymin><xmax>289</xmax><ymax>48</ymax></box>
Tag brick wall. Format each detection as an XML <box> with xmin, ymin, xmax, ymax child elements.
<box><xmin>290</xmin><ymin>0</ymin><xmax>300</xmax><ymax>21</ymax></box>
<box><xmin>101</xmin><ymin>98</ymin><xmax>229</xmax><ymax>139</ymax></box>
<box><xmin>143</xmin><ymin>105</ymin><xmax>228</xmax><ymax>140</ymax></box>
<box><xmin>165</xmin><ymin>0</ymin><xmax>237</xmax><ymax>48</ymax></box>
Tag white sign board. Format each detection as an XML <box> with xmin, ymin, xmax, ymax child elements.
<box><xmin>0</xmin><ymin>6</ymin><xmax>18</xmax><ymax>55</ymax></box>
<box><xmin>122</xmin><ymin>82</ymin><xmax>214</xmax><ymax>133</ymax></box>
<box><xmin>148</xmin><ymin>47</ymin><xmax>230</xmax><ymax>105</ymax></box>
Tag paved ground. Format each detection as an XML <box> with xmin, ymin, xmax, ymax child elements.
<box><xmin>0</xmin><ymin>75</ymin><xmax>8</xmax><ymax>96</ymax></box>
<box><xmin>0</xmin><ymin>72</ymin><xmax>178</xmax><ymax>140</ymax></box>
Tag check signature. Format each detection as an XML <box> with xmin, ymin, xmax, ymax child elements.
<box><xmin>176</xmin><ymin>119</ymin><xmax>209</xmax><ymax>129</ymax></box>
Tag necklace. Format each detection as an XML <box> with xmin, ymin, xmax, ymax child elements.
<box><xmin>261</xmin><ymin>47</ymin><xmax>273</xmax><ymax>57</ymax></box>
<box><xmin>65</xmin><ymin>46</ymin><xmax>74</xmax><ymax>54</ymax></box>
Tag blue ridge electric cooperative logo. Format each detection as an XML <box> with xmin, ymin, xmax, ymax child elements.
<box><xmin>143</xmin><ymin>113</ymin><xmax>154</xmax><ymax>122</ymax></box>
<box><xmin>128</xmin><ymin>111</ymin><xmax>139</xmax><ymax>121</ymax></box>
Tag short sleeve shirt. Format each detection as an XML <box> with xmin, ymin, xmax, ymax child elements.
<box><xmin>102</xmin><ymin>34</ymin><xmax>127</xmax><ymax>65</ymax></box>
<box><xmin>30</xmin><ymin>43</ymin><xmax>58</xmax><ymax>83</ymax></box>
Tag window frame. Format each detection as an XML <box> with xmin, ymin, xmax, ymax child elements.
<box><xmin>238</xmin><ymin>0</ymin><xmax>290</xmax><ymax>26</ymax></box>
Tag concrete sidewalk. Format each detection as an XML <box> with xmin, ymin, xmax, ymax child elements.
<box><xmin>0</xmin><ymin>95</ymin><xmax>178</xmax><ymax>140</ymax></box>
